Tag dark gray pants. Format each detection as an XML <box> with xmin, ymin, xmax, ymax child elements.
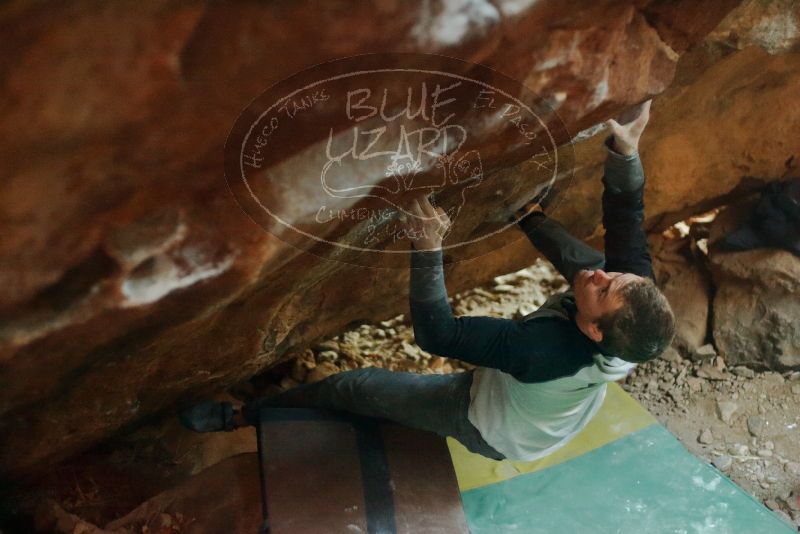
<box><xmin>244</xmin><ymin>367</ymin><xmax>505</xmax><ymax>460</ymax></box>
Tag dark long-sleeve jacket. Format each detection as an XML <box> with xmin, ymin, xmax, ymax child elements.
<box><xmin>409</xmin><ymin>136</ymin><xmax>654</xmax><ymax>383</ymax></box>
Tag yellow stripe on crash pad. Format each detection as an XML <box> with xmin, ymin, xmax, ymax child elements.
<box><xmin>448</xmin><ymin>383</ymin><xmax>656</xmax><ymax>491</ymax></box>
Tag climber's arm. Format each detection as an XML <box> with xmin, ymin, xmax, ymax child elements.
<box><xmin>516</xmin><ymin>210</ymin><xmax>605</xmax><ymax>285</ymax></box>
<box><xmin>409</xmin><ymin>248</ymin><xmax>594</xmax><ymax>382</ymax></box>
<box><xmin>403</xmin><ymin>195</ymin><xmax>592</xmax><ymax>381</ymax></box>
<box><xmin>601</xmin><ymin>101</ymin><xmax>655</xmax><ymax>280</ymax></box>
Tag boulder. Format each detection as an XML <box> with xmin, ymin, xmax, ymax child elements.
<box><xmin>104</xmin><ymin>454</ymin><xmax>264</xmax><ymax>534</ymax></box>
<box><xmin>651</xmin><ymin>234</ymin><xmax>712</xmax><ymax>355</ymax></box>
<box><xmin>3</xmin><ymin>0</ymin><xmax>800</xmax><ymax>476</ymax></box>
<box><xmin>708</xmin><ymin>202</ymin><xmax>800</xmax><ymax>369</ymax></box>
<box><xmin>708</xmin><ymin>0</ymin><xmax>800</xmax><ymax>54</ymax></box>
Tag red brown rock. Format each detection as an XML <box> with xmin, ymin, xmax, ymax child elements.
<box><xmin>0</xmin><ymin>0</ymin><xmax>790</xmax><ymax>477</ymax></box>
<box><xmin>708</xmin><ymin>202</ymin><xmax>800</xmax><ymax>370</ymax></box>
<box><xmin>104</xmin><ymin>454</ymin><xmax>264</xmax><ymax>534</ymax></box>
<box><xmin>651</xmin><ymin>234</ymin><xmax>712</xmax><ymax>355</ymax></box>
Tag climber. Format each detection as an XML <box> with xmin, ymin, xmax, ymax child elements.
<box><xmin>180</xmin><ymin>99</ymin><xmax>675</xmax><ymax>462</ymax></box>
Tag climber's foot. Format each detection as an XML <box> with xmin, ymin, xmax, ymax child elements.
<box><xmin>179</xmin><ymin>401</ymin><xmax>239</xmax><ymax>432</ymax></box>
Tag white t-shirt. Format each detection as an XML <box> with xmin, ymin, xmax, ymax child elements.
<box><xmin>467</xmin><ymin>354</ymin><xmax>636</xmax><ymax>461</ymax></box>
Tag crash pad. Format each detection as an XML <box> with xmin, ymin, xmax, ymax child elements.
<box><xmin>449</xmin><ymin>383</ymin><xmax>794</xmax><ymax>533</ymax></box>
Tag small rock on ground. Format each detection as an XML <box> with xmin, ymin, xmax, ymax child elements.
<box><xmin>698</xmin><ymin>428</ymin><xmax>714</xmax><ymax>445</ymax></box>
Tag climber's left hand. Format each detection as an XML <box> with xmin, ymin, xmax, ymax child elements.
<box><xmin>402</xmin><ymin>194</ymin><xmax>451</xmax><ymax>251</ymax></box>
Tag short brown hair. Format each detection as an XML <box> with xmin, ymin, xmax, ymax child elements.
<box><xmin>597</xmin><ymin>278</ymin><xmax>675</xmax><ymax>363</ymax></box>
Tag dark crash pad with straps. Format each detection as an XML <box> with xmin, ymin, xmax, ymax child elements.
<box><xmin>255</xmin><ymin>408</ymin><xmax>468</xmax><ymax>534</ymax></box>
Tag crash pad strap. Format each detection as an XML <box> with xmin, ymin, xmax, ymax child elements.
<box><xmin>255</xmin><ymin>421</ymin><xmax>270</xmax><ymax>534</ymax></box>
<box><xmin>352</xmin><ymin>418</ymin><xmax>396</xmax><ymax>534</ymax></box>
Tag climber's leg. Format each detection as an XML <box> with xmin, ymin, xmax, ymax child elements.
<box><xmin>243</xmin><ymin>367</ymin><xmax>505</xmax><ymax>460</ymax></box>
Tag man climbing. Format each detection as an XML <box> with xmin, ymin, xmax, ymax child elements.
<box><xmin>181</xmin><ymin>100</ymin><xmax>675</xmax><ymax>462</ymax></box>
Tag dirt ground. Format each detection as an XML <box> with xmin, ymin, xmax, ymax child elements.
<box><xmin>286</xmin><ymin>258</ymin><xmax>800</xmax><ymax>530</ymax></box>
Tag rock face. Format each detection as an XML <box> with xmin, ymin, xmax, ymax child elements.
<box><xmin>709</xmin><ymin>0</ymin><xmax>800</xmax><ymax>54</ymax></box>
<box><xmin>2</xmin><ymin>0</ymin><xmax>799</xmax><ymax>476</ymax></box>
<box><xmin>708</xmin><ymin>202</ymin><xmax>800</xmax><ymax>369</ymax></box>
<box><xmin>651</xmin><ymin>234</ymin><xmax>712</xmax><ymax>354</ymax></box>
<box><xmin>104</xmin><ymin>454</ymin><xmax>265</xmax><ymax>534</ymax></box>
<box><xmin>34</xmin><ymin>454</ymin><xmax>265</xmax><ymax>534</ymax></box>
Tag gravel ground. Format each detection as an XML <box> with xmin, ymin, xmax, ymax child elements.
<box><xmin>276</xmin><ymin>258</ymin><xmax>800</xmax><ymax>530</ymax></box>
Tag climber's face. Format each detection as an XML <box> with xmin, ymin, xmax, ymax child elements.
<box><xmin>573</xmin><ymin>269</ymin><xmax>642</xmax><ymax>342</ymax></box>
